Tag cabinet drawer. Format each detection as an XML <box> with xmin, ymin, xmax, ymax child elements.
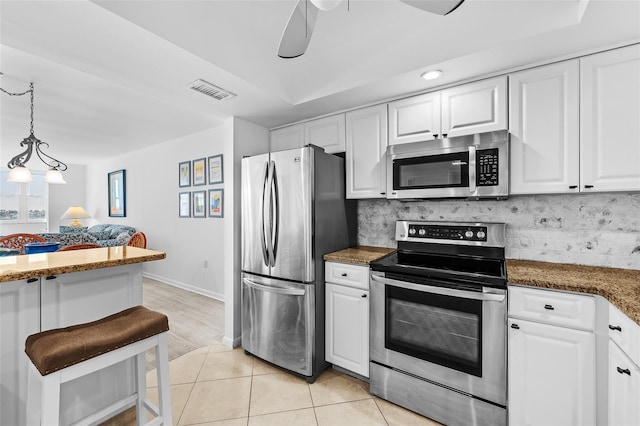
<box><xmin>609</xmin><ymin>303</ymin><xmax>640</xmax><ymax>366</ymax></box>
<box><xmin>509</xmin><ymin>286</ymin><xmax>595</xmax><ymax>331</ymax></box>
<box><xmin>325</xmin><ymin>262</ymin><xmax>369</xmax><ymax>290</ymax></box>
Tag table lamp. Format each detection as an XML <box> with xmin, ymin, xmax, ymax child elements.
<box><xmin>60</xmin><ymin>206</ymin><xmax>91</xmax><ymax>227</ymax></box>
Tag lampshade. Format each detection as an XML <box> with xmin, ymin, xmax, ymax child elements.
<box><xmin>60</xmin><ymin>206</ymin><xmax>91</xmax><ymax>227</ymax></box>
<box><xmin>44</xmin><ymin>169</ymin><xmax>67</xmax><ymax>184</ymax></box>
<box><xmin>6</xmin><ymin>166</ymin><xmax>33</xmax><ymax>183</ymax></box>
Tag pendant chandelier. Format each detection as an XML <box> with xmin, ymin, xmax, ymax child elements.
<box><xmin>1</xmin><ymin>80</ymin><xmax>67</xmax><ymax>184</ymax></box>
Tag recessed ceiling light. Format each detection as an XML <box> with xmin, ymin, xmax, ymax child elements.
<box><xmin>421</xmin><ymin>70</ymin><xmax>443</xmax><ymax>80</ymax></box>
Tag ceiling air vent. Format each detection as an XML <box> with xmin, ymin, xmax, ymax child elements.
<box><xmin>187</xmin><ymin>79</ymin><xmax>236</xmax><ymax>101</ymax></box>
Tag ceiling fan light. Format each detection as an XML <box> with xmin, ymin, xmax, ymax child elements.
<box><xmin>421</xmin><ymin>70</ymin><xmax>443</xmax><ymax>80</ymax></box>
<box><xmin>44</xmin><ymin>169</ymin><xmax>67</xmax><ymax>184</ymax></box>
<box><xmin>310</xmin><ymin>0</ymin><xmax>342</xmax><ymax>11</ymax></box>
<box><xmin>7</xmin><ymin>166</ymin><xmax>33</xmax><ymax>183</ymax></box>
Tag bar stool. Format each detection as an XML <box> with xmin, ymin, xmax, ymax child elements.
<box><xmin>25</xmin><ymin>306</ymin><xmax>172</xmax><ymax>426</ymax></box>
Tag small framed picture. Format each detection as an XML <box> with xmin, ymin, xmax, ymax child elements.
<box><xmin>178</xmin><ymin>161</ymin><xmax>191</xmax><ymax>187</ymax></box>
<box><xmin>208</xmin><ymin>154</ymin><xmax>223</xmax><ymax>185</ymax></box>
<box><xmin>193</xmin><ymin>158</ymin><xmax>206</xmax><ymax>186</ymax></box>
<box><xmin>108</xmin><ymin>169</ymin><xmax>126</xmax><ymax>217</ymax></box>
<box><xmin>209</xmin><ymin>188</ymin><xmax>223</xmax><ymax>218</ymax></box>
<box><xmin>179</xmin><ymin>192</ymin><xmax>191</xmax><ymax>218</ymax></box>
<box><xmin>193</xmin><ymin>190</ymin><xmax>206</xmax><ymax>218</ymax></box>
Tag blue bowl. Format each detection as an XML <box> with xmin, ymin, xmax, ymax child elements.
<box><xmin>25</xmin><ymin>242</ymin><xmax>61</xmax><ymax>254</ymax></box>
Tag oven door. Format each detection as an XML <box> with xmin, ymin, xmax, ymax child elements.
<box><xmin>370</xmin><ymin>272</ymin><xmax>507</xmax><ymax>406</ymax></box>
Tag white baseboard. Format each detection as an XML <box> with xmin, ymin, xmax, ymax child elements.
<box><xmin>142</xmin><ymin>272</ymin><xmax>225</xmax><ymax>302</ymax></box>
<box><xmin>222</xmin><ymin>335</ymin><xmax>242</xmax><ymax>348</ymax></box>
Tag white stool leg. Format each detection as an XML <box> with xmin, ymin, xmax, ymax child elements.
<box><xmin>40</xmin><ymin>371</ymin><xmax>62</xmax><ymax>426</ymax></box>
<box><xmin>26</xmin><ymin>362</ymin><xmax>43</xmax><ymax>426</ymax></box>
<box><xmin>136</xmin><ymin>351</ymin><xmax>147</xmax><ymax>426</ymax></box>
<box><xmin>155</xmin><ymin>333</ymin><xmax>172</xmax><ymax>425</ymax></box>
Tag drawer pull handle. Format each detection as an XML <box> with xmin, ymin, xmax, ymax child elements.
<box><xmin>341</xmin><ymin>273</ymin><xmax>348</xmax><ymax>277</ymax></box>
<box><xmin>544</xmin><ymin>304</ymin><xmax>554</xmax><ymax>310</ymax></box>
<box><xmin>362</xmin><ymin>294</ymin><xmax>367</xmax><ymax>298</ymax></box>
<box><xmin>511</xmin><ymin>324</ymin><xmax>520</xmax><ymax>329</ymax></box>
<box><xmin>45</xmin><ymin>275</ymin><xmax>57</xmax><ymax>280</ymax></box>
<box><xmin>26</xmin><ymin>278</ymin><xmax>38</xmax><ymax>284</ymax></box>
<box><xmin>609</xmin><ymin>325</ymin><xmax>622</xmax><ymax>332</ymax></box>
<box><xmin>584</xmin><ymin>185</ymin><xmax>594</xmax><ymax>189</ymax></box>
<box><xmin>569</xmin><ymin>185</ymin><xmax>578</xmax><ymax>189</ymax></box>
<box><xmin>617</xmin><ymin>367</ymin><xmax>631</xmax><ymax>376</ymax></box>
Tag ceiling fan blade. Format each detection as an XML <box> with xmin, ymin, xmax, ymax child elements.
<box><xmin>278</xmin><ymin>0</ymin><xmax>319</xmax><ymax>59</ymax></box>
<box><xmin>398</xmin><ymin>0</ymin><xmax>466</xmax><ymax>16</ymax></box>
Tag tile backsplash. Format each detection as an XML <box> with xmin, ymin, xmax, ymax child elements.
<box><xmin>357</xmin><ymin>192</ymin><xmax>640</xmax><ymax>270</ymax></box>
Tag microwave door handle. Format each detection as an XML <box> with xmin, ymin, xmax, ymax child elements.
<box><xmin>370</xmin><ymin>275</ymin><xmax>505</xmax><ymax>302</ymax></box>
<box><xmin>468</xmin><ymin>145</ymin><xmax>477</xmax><ymax>193</ymax></box>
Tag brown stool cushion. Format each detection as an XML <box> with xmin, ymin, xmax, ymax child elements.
<box><xmin>25</xmin><ymin>306</ymin><xmax>169</xmax><ymax>376</ymax></box>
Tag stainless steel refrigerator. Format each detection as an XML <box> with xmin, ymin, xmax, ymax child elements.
<box><xmin>241</xmin><ymin>145</ymin><xmax>356</xmax><ymax>382</ymax></box>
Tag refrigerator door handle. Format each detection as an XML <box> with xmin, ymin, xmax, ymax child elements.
<box><xmin>271</xmin><ymin>162</ymin><xmax>279</xmax><ymax>267</ymax></box>
<box><xmin>242</xmin><ymin>277</ymin><xmax>306</xmax><ymax>296</ymax></box>
<box><xmin>261</xmin><ymin>161</ymin><xmax>271</xmax><ymax>267</ymax></box>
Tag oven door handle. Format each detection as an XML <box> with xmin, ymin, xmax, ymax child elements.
<box><xmin>370</xmin><ymin>275</ymin><xmax>506</xmax><ymax>302</ymax></box>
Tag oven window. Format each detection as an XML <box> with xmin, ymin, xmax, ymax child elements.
<box><xmin>393</xmin><ymin>152</ymin><xmax>469</xmax><ymax>190</ymax></box>
<box><xmin>385</xmin><ymin>285</ymin><xmax>482</xmax><ymax>376</ymax></box>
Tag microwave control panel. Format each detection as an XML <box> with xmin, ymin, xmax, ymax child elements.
<box><xmin>476</xmin><ymin>149</ymin><xmax>499</xmax><ymax>186</ymax></box>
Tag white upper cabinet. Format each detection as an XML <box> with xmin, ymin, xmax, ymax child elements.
<box><xmin>270</xmin><ymin>123</ymin><xmax>304</xmax><ymax>152</ymax></box>
<box><xmin>304</xmin><ymin>114</ymin><xmax>346</xmax><ymax>154</ymax></box>
<box><xmin>270</xmin><ymin>114</ymin><xmax>346</xmax><ymax>154</ymax></box>
<box><xmin>346</xmin><ymin>104</ymin><xmax>388</xmax><ymax>199</ymax></box>
<box><xmin>441</xmin><ymin>76</ymin><xmax>507</xmax><ymax>138</ymax></box>
<box><xmin>388</xmin><ymin>92</ymin><xmax>441</xmax><ymax>145</ymax></box>
<box><xmin>580</xmin><ymin>44</ymin><xmax>640</xmax><ymax>192</ymax></box>
<box><xmin>509</xmin><ymin>60</ymin><xmax>580</xmax><ymax>194</ymax></box>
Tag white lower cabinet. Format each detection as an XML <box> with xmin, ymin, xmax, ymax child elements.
<box><xmin>608</xmin><ymin>340</ymin><xmax>640</xmax><ymax>426</ymax></box>
<box><xmin>325</xmin><ymin>262</ymin><xmax>369</xmax><ymax>377</ymax></box>
<box><xmin>508</xmin><ymin>318</ymin><xmax>596</xmax><ymax>426</ymax></box>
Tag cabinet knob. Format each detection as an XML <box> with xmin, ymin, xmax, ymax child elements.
<box><xmin>569</xmin><ymin>185</ymin><xmax>578</xmax><ymax>189</ymax></box>
<box><xmin>544</xmin><ymin>304</ymin><xmax>554</xmax><ymax>310</ymax></box>
<box><xmin>511</xmin><ymin>324</ymin><xmax>520</xmax><ymax>329</ymax></box>
<box><xmin>433</xmin><ymin>134</ymin><xmax>439</xmax><ymax>139</ymax></box>
<box><xmin>361</xmin><ymin>294</ymin><xmax>367</xmax><ymax>298</ymax></box>
<box><xmin>442</xmin><ymin>133</ymin><xmax>448</xmax><ymax>138</ymax></box>
<box><xmin>584</xmin><ymin>185</ymin><xmax>594</xmax><ymax>189</ymax></box>
<box><xmin>341</xmin><ymin>273</ymin><xmax>348</xmax><ymax>277</ymax></box>
<box><xmin>617</xmin><ymin>367</ymin><xmax>631</xmax><ymax>376</ymax></box>
<box><xmin>609</xmin><ymin>324</ymin><xmax>622</xmax><ymax>332</ymax></box>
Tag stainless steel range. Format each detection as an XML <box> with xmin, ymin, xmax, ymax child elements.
<box><xmin>369</xmin><ymin>221</ymin><xmax>507</xmax><ymax>426</ymax></box>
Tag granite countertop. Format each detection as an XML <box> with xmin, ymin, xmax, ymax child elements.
<box><xmin>507</xmin><ymin>259</ymin><xmax>640</xmax><ymax>324</ymax></box>
<box><xmin>0</xmin><ymin>246</ymin><xmax>166</xmax><ymax>283</ymax></box>
<box><xmin>324</xmin><ymin>246</ymin><xmax>395</xmax><ymax>265</ymax></box>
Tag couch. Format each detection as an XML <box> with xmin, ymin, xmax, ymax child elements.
<box><xmin>37</xmin><ymin>224</ymin><xmax>137</xmax><ymax>248</ymax></box>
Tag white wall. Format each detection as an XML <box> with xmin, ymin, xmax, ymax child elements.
<box><xmin>85</xmin><ymin>125</ymin><xmax>233</xmax><ymax>300</ymax></box>
<box><xmin>49</xmin><ymin>163</ymin><xmax>87</xmax><ymax>231</ymax></box>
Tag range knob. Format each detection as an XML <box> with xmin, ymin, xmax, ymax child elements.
<box><xmin>477</xmin><ymin>230</ymin><xmax>486</xmax><ymax>239</ymax></box>
<box><xmin>418</xmin><ymin>229</ymin><xmax>426</xmax><ymax>236</ymax></box>
<box><xmin>409</xmin><ymin>228</ymin><xmax>416</xmax><ymax>235</ymax></box>
<box><xmin>465</xmin><ymin>230</ymin><xmax>474</xmax><ymax>239</ymax></box>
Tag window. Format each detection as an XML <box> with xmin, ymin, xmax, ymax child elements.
<box><xmin>0</xmin><ymin>170</ymin><xmax>49</xmax><ymax>224</ymax></box>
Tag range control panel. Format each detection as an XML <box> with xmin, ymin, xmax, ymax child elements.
<box><xmin>406</xmin><ymin>224</ymin><xmax>488</xmax><ymax>242</ymax></box>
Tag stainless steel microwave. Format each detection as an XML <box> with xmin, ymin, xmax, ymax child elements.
<box><xmin>386</xmin><ymin>130</ymin><xmax>509</xmax><ymax>200</ymax></box>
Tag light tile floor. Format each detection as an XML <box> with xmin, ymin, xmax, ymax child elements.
<box><xmin>143</xmin><ymin>343</ymin><xmax>442</xmax><ymax>426</ymax></box>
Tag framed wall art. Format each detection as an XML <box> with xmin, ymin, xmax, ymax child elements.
<box><xmin>209</xmin><ymin>188</ymin><xmax>223</xmax><ymax>218</ymax></box>
<box><xmin>208</xmin><ymin>154</ymin><xmax>223</xmax><ymax>185</ymax></box>
<box><xmin>179</xmin><ymin>161</ymin><xmax>191</xmax><ymax>187</ymax></box>
<box><xmin>193</xmin><ymin>190</ymin><xmax>206</xmax><ymax>218</ymax></box>
<box><xmin>108</xmin><ymin>169</ymin><xmax>126</xmax><ymax>217</ymax></box>
<box><xmin>179</xmin><ymin>192</ymin><xmax>191</xmax><ymax>218</ymax></box>
<box><xmin>193</xmin><ymin>158</ymin><xmax>206</xmax><ymax>186</ymax></box>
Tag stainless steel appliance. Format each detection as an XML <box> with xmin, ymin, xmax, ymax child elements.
<box><xmin>370</xmin><ymin>221</ymin><xmax>507</xmax><ymax>426</ymax></box>
<box><xmin>241</xmin><ymin>145</ymin><xmax>356</xmax><ymax>382</ymax></box>
<box><xmin>386</xmin><ymin>130</ymin><xmax>509</xmax><ymax>199</ymax></box>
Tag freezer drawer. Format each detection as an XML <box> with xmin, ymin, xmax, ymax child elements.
<box><xmin>241</xmin><ymin>273</ymin><xmax>314</xmax><ymax>376</ymax></box>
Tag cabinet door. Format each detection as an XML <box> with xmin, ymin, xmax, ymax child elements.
<box><xmin>580</xmin><ymin>44</ymin><xmax>640</xmax><ymax>192</ymax></box>
<box><xmin>508</xmin><ymin>319</ymin><xmax>596</xmax><ymax>426</ymax></box>
<box><xmin>609</xmin><ymin>340</ymin><xmax>640</xmax><ymax>426</ymax></box>
<box><xmin>441</xmin><ymin>76</ymin><xmax>507</xmax><ymax>138</ymax></box>
<box><xmin>40</xmin><ymin>265</ymin><xmax>143</xmax><ymax>425</ymax></box>
<box><xmin>388</xmin><ymin>92</ymin><xmax>440</xmax><ymax>145</ymax></box>
<box><xmin>0</xmin><ymin>279</ymin><xmax>40</xmax><ymax>426</ymax></box>
<box><xmin>509</xmin><ymin>61</ymin><xmax>580</xmax><ymax>194</ymax></box>
<box><xmin>346</xmin><ymin>104</ymin><xmax>388</xmax><ymax>199</ymax></box>
<box><xmin>305</xmin><ymin>114</ymin><xmax>346</xmax><ymax>154</ymax></box>
<box><xmin>270</xmin><ymin>124</ymin><xmax>304</xmax><ymax>152</ymax></box>
<box><xmin>325</xmin><ymin>283</ymin><xmax>369</xmax><ymax>377</ymax></box>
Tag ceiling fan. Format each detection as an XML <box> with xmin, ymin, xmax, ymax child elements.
<box><xmin>278</xmin><ymin>0</ymin><xmax>466</xmax><ymax>58</ymax></box>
